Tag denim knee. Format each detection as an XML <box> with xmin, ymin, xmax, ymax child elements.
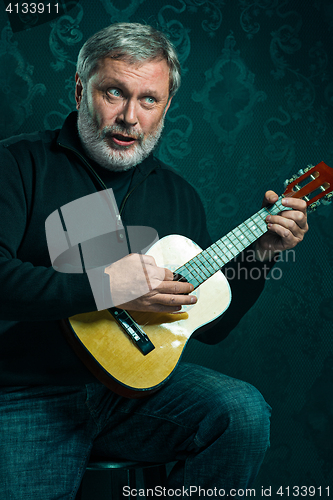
<box><xmin>193</xmin><ymin>378</ymin><xmax>271</xmax><ymax>454</ymax></box>
<box><xmin>226</xmin><ymin>382</ymin><xmax>271</xmax><ymax>449</ymax></box>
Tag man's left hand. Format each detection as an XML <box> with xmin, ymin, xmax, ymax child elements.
<box><xmin>255</xmin><ymin>190</ymin><xmax>309</xmax><ymax>261</ymax></box>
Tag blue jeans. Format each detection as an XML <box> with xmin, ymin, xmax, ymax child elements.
<box><xmin>0</xmin><ymin>363</ymin><xmax>271</xmax><ymax>499</ymax></box>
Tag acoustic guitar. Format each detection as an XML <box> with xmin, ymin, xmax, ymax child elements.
<box><xmin>61</xmin><ymin>161</ymin><xmax>333</xmax><ymax>398</ymax></box>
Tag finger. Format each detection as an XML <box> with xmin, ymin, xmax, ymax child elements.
<box><xmin>142</xmin><ymin>259</ymin><xmax>176</xmax><ymax>282</ymax></box>
<box><xmin>285</xmin><ymin>210</ymin><xmax>308</xmax><ymax>230</ymax></box>
<box><xmin>142</xmin><ymin>261</ymin><xmax>174</xmax><ymax>283</ymax></box>
<box><xmin>119</xmin><ymin>288</ymin><xmax>197</xmax><ymax>312</ymax></box>
<box><xmin>117</xmin><ymin>300</ymin><xmax>184</xmax><ymax>314</ymax></box>
<box><xmin>267</xmin><ymin>216</ymin><xmax>305</xmax><ymax>241</ymax></box>
<box><xmin>265</xmin><ymin>224</ymin><xmax>296</xmax><ymax>250</ymax></box>
<box><xmin>267</xmin><ymin>210</ymin><xmax>308</xmax><ymax>232</ymax></box>
<box><xmin>262</xmin><ymin>190</ymin><xmax>279</xmax><ymax>208</ymax></box>
<box><xmin>281</xmin><ymin>196</ymin><xmax>307</xmax><ymax>214</ymax></box>
<box><xmin>155</xmin><ymin>292</ymin><xmax>197</xmax><ymax>307</ymax></box>
<box><xmin>147</xmin><ymin>304</ymin><xmax>184</xmax><ymax>313</ymax></box>
<box><xmin>266</xmin><ymin>217</ymin><xmax>304</xmax><ymax>248</ymax></box>
<box><xmin>139</xmin><ymin>254</ymin><xmax>157</xmax><ymax>266</ymax></box>
<box><xmin>162</xmin><ymin>268</ymin><xmax>176</xmax><ymax>281</ymax></box>
<box><xmin>156</xmin><ymin>280</ymin><xmax>194</xmax><ymax>295</ymax></box>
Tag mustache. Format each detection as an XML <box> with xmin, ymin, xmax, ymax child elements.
<box><xmin>99</xmin><ymin>125</ymin><xmax>144</xmax><ymax>142</ymax></box>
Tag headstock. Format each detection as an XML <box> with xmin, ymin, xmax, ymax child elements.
<box><xmin>283</xmin><ymin>161</ymin><xmax>333</xmax><ymax>212</ymax></box>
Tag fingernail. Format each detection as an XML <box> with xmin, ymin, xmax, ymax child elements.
<box><xmin>266</xmin><ymin>215</ymin><xmax>271</xmax><ymax>221</ymax></box>
<box><xmin>282</xmin><ymin>198</ymin><xmax>289</xmax><ymax>205</ymax></box>
<box><xmin>190</xmin><ymin>296</ymin><xmax>197</xmax><ymax>303</ymax></box>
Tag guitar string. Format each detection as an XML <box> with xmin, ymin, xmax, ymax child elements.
<box><xmin>172</xmin><ymin>199</ymin><xmax>285</xmax><ymax>285</ymax></box>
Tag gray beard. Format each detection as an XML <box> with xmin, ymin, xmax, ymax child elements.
<box><xmin>77</xmin><ymin>95</ymin><xmax>164</xmax><ymax>172</ymax></box>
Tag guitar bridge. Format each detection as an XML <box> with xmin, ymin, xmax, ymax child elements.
<box><xmin>109</xmin><ymin>308</ymin><xmax>155</xmax><ymax>356</ymax></box>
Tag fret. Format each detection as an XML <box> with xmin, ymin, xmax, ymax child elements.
<box><xmin>215</xmin><ymin>240</ymin><xmax>235</xmax><ymax>262</ymax></box>
<box><xmin>248</xmin><ymin>215</ymin><xmax>266</xmax><ymax>238</ymax></box>
<box><xmin>260</xmin><ymin>207</ymin><xmax>268</xmax><ymax>217</ymax></box>
<box><xmin>259</xmin><ymin>206</ymin><xmax>270</xmax><ymax>219</ymax></box>
<box><xmin>186</xmin><ymin>259</ymin><xmax>209</xmax><ymax>284</ymax></box>
<box><xmin>202</xmin><ymin>255</ymin><xmax>219</xmax><ymax>275</ymax></box>
<box><xmin>185</xmin><ymin>262</ymin><xmax>201</xmax><ymax>279</ymax></box>
<box><xmin>228</xmin><ymin>231</ymin><xmax>247</xmax><ymax>252</ymax></box>
<box><xmin>196</xmin><ymin>252</ymin><xmax>216</xmax><ymax>276</ymax></box>
<box><xmin>232</xmin><ymin>226</ymin><xmax>252</xmax><ymax>246</ymax></box>
<box><xmin>191</xmin><ymin>255</ymin><xmax>210</xmax><ymax>280</ymax></box>
<box><xmin>202</xmin><ymin>248</ymin><xmax>225</xmax><ymax>271</ymax></box>
<box><xmin>237</xmin><ymin>221</ymin><xmax>255</xmax><ymax>243</ymax></box>
<box><xmin>255</xmin><ymin>208</ymin><xmax>271</xmax><ymax>232</ymax></box>
<box><xmin>175</xmin><ymin>265</ymin><xmax>198</xmax><ymax>286</ymax></box>
<box><xmin>262</xmin><ymin>197</ymin><xmax>284</xmax><ymax>218</ymax></box>
<box><xmin>180</xmin><ymin>270</ymin><xmax>200</xmax><ymax>288</ymax></box>
<box><xmin>251</xmin><ymin>212</ymin><xmax>267</xmax><ymax>233</ymax></box>
<box><xmin>173</xmin><ymin>195</ymin><xmax>285</xmax><ymax>289</ymax></box>
<box><xmin>209</xmin><ymin>243</ymin><xmax>228</xmax><ymax>267</ymax></box>
<box><xmin>270</xmin><ymin>198</ymin><xmax>284</xmax><ymax>214</ymax></box>
<box><xmin>221</xmin><ymin>235</ymin><xmax>239</xmax><ymax>257</ymax></box>
<box><xmin>187</xmin><ymin>277</ymin><xmax>200</xmax><ymax>287</ymax></box>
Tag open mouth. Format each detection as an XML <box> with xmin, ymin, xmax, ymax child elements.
<box><xmin>111</xmin><ymin>134</ymin><xmax>137</xmax><ymax>147</ymax></box>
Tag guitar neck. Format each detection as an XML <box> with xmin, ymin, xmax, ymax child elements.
<box><xmin>175</xmin><ymin>196</ymin><xmax>287</xmax><ymax>288</ymax></box>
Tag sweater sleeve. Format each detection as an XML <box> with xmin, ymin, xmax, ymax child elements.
<box><xmin>0</xmin><ymin>145</ymin><xmax>96</xmax><ymax>322</ymax></box>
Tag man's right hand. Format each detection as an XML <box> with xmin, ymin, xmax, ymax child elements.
<box><xmin>104</xmin><ymin>253</ymin><xmax>197</xmax><ymax>312</ymax></box>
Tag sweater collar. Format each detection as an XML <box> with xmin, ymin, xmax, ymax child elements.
<box><xmin>57</xmin><ymin>111</ymin><xmax>160</xmax><ymax>180</ymax></box>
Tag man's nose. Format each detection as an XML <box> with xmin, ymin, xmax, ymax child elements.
<box><xmin>116</xmin><ymin>99</ymin><xmax>138</xmax><ymax>127</ymax></box>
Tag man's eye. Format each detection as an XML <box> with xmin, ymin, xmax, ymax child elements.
<box><xmin>108</xmin><ymin>88</ymin><xmax>122</xmax><ymax>97</ymax></box>
<box><xmin>144</xmin><ymin>97</ymin><xmax>156</xmax><ymax>105</ymax></box>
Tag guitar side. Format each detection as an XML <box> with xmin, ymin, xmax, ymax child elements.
<box><xmin>63</xmin><ymin>234</ymin><xmax>231</xmax><ymax>398</ymax></box>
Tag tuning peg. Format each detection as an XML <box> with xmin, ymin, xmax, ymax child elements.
<box><xmin>308</xmin><ymin>201</ymin><xmax>319</xmax><ymax>212</ymax></box>
<box><xmin>297</xmin><ymin>169</ymin><xmax>304</xmax><ymax>175</ymax></box>
<box><xmin>304</xmin><ymin>165</ymin><xmax>314</xmax><ymax>173</ymax></box>
<box><xmin>322</xmin><ymin>192</ymin><xmax>333</xmax><ymax>205</ymax></box>
<box><xmin>284</xmin><ymin>174</ymin><xmax>298</xmax><ymax>187</ymax></box>
<box><xmin>308</xmin><ymin>201</ymin><xmax>319</xmax><ymax>213</ymax></box>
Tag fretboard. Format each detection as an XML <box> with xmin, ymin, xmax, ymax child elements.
<box><xmin>175</xmin><ymin>196</ymin><xmax>287</xmax><ymax>288</ymax></box>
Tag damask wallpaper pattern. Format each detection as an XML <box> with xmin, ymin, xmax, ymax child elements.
<box><xmin>0</xmin><ymin>0</ymin><xmax>332</xmax><ymax>495</ymax></box>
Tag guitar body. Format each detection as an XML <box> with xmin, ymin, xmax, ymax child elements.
<box><xmin>61</xmin><ymin>162</ymin><xmax>333</xmax><ymax>398</ymax></box>
<box><xmin>63</xmin><ymin>235</ymin><xmax>231</xmax><ymax>398</ymax></box>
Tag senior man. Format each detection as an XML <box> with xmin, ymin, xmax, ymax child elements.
<box><xmin>0</xmin><ymin>23</ymin><xmax>308</xmax><ymax>499</ymax></box>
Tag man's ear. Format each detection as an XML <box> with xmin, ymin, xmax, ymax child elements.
<box><xmin>163</xmin><ymin>96</ymin><xmax>173</xmax><ymax>117</ymax></box>
<box><xmin>75</xmin><ymin>73</ymin><xmax>83</xmax><ymax>110</ymax></box>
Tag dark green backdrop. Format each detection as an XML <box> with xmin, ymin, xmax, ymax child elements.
<box><xmin>1</xmin><ymin>0</ymin><xmax>333</xmax><ymax>495</ymax></box>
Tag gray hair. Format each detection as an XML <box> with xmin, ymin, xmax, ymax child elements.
<box><xmin>76</xmin><ymin>22</ymin><xmax>181</xmax><ymax>97</ymax></box>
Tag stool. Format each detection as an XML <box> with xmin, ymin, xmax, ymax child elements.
<box><xmin>75</xmin><ymin>459</ymin><xmax>168</xmax><ymax>500</ymax></box>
